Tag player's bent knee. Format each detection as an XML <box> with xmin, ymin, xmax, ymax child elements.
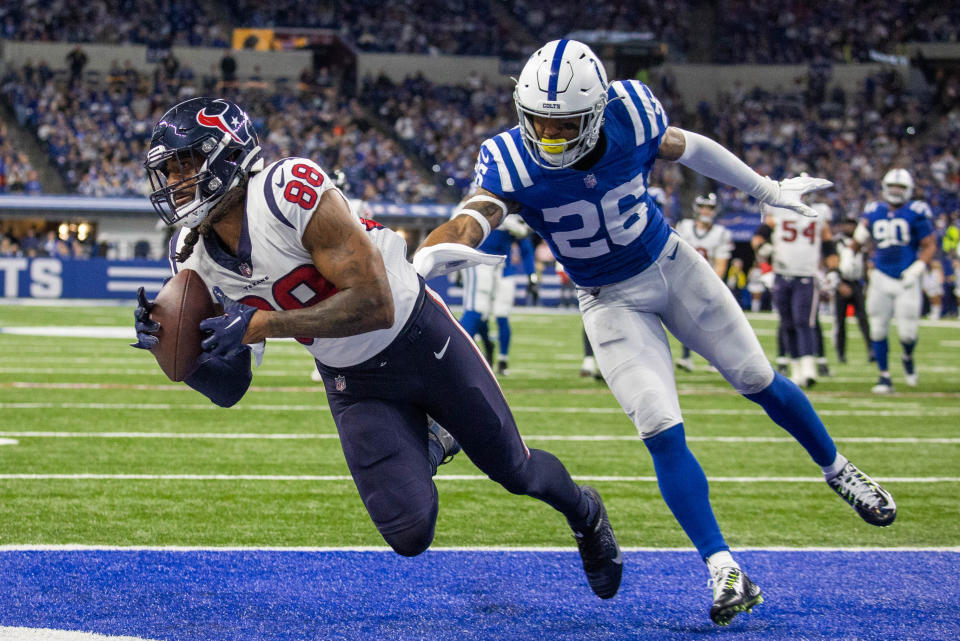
<box><xmin>382</xmin><ymin>514</ymin><xmax>436</xmax><ymax>557</ymax></box>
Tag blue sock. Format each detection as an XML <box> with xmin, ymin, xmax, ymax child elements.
<box><xmin>460</xmin><ymin>310</ymin><xmax>483</xmax><ymax>338</ymax></box>
<box><xmin>496</xmin><ymin>317</ymin><xmax>511</xmax><ymax>357</ymax></box>
<box><xmin>744</xmin><ymin>372</ymin><xmax>837</xmax><ymax>466</ymax></box>
<box><xmin>644</xmin><ymin>424</ymin><xmax>727</xmax><ymax>560</ymax></box>
<box><xmin>872</xmin><ymin>339</ymin><xmax>889</xmax><ymax>372</ymax></box>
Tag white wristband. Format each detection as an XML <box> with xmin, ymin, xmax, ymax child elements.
<box><xmin>454</xmin><ymin>208</ymin><xmax>491</xmax><ymax>243</ymax></box>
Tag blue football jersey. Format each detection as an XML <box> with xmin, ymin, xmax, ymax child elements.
<box><xmin>861</xmin><ymin>200</ymin><xmax>935</xmax><ymax>278</ymax></box>
<box><xmin>473</xmin><ymin>80</ymin><xmax>672</xmax><ymax>286</ymax></box>
<box><xmin>477</xmin><ymin>229</ymin><xmax>535</xmax><ymax>277</ymax></box>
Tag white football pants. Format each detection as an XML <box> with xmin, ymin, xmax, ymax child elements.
<box><xmin>578</xmin><ymin>237</ymin><xmax>774</xmax><ymax>439</ymax></box>
<box><xmin>865</xmin><ymin>269</ymin><xmax>921</xmax><ymax>343</ymax></box>
<box><xmin>462</xmin><ymin>263</ymin><xmax>516</xmax><ymax>318</ymax></box>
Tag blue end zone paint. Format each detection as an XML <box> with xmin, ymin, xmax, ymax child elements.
<box><xmin>0</xmin><ymin>550</ymin><xmax>957</xmax><ymax>641</ymax></box>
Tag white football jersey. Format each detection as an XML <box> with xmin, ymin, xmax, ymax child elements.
<box><xmin>675</xmin><ymin>219</ymin><xmax>733</xmax><ymax>265</ymax></box>
<box><xmin>764</xmin><ymin>203</ymin><xmax>830</xmax><ymax>277</ymax></box>
<box><xmin>169</xmin><ymin>157</ymin><xmax>420</xmax><ymax>368</ymax></box>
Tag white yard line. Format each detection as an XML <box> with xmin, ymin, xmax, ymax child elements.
<box><xmin>0</xmin><ymin>473</ymin><xmax>956</xmax><ymax>482</ymax></box>
<box><xmin>2</xmin><ymin>401</ymin><xmax>958</xmax><ymax>418</ymax></box>
<box><xmin>0</xmin><ymin>431</ymin><xmax>957</xmax><ymax>444</ymax></box>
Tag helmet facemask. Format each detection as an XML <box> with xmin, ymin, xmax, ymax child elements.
<box><xmin>516</xmin><ymin>95</ymin><xmax>607</xmax><ymax>169</ymax></box>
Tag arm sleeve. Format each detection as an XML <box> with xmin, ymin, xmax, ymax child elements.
<box><xmin>676</xmin><ymin>130</ymin><xmax>778</xmax><ymax>202</ymax></box>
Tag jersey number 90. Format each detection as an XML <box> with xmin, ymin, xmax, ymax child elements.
<box><xmin>872</xmin><ymin>218</ymin><xmax>910</xmax><ymax>249</ymax></box>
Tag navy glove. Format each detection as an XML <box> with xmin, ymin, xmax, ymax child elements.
<box><xmin>199</xmin><ymin>286</ymin><xmax>259</xmax><ymax>358</ymax></box>
<box><xmin>184</xmin><ymin>348</ymin><xmax>252</xmax><ymax>408</ymax></box>
<box><xmin>130</xmin><ymin>286</ymin><xmax>160</xmax><ymax>350</ymax></box>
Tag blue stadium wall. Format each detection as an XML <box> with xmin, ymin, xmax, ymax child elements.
<box><xmin>0</xmin><ymin>256</ymin><xmax>566</xmax><ymax>307</ymax></box>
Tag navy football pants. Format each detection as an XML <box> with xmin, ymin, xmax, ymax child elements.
<box><xmin>317</xmin><ymin>288</ymin><xmax>590</xmax><ymax>556</ymax></box>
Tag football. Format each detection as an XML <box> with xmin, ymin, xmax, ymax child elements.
<box><xmin>148</xmin><ymin>269</ymin><xmax>217</xmax><ymax>381</ymax></box>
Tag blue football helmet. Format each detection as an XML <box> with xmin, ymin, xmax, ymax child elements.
<box><xmin>145</xmin><ymin>97</ymin><xmax>263</xmax><ymax>228</ymax></box>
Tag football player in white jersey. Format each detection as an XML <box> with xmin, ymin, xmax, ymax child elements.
<box><xmin>412</xmin><ymin>40</ymin><xmax>896</xmax><ymax>625</ymax></box>
<box><xmin>753</xmin><ymin>200</ymin><xmax>838</xmax><ymax>387</ymax></box>
<box><xmin>674</xmin><ymin>193</ymin><xmax>732</xmax><ymax>370</ymax></box>
<box><xmin>131</xmin><ymin>97</ymin><xmax>624</xmax><ymax>599</ymax></box>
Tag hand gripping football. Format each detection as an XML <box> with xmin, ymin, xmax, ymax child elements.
<box><xmin>149</xmin><ymin>269</ymin><xmax>217</xmax><ymax>381</ymax></box>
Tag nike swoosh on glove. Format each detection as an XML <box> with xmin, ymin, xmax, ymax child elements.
<box><xmin>130</xmin><ymin>286</ymin><xmax>160</xmax><ymax>350</ymax></box>
<box><xmin>412</xmin><ymin>243</ymin><xmax>506</xmax><ymax>281</ymax></box>
<box><xmin>760</xmin><ymin>176</ymin><xmax>833</xmax><ymax>218</ymax></box>
<box><xmin>199</xmin><ymin>286</ymin><xmax>258</xmax><ymax>358</ymax></box>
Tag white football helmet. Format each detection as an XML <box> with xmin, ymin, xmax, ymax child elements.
<box><xmin>694</xmin><ymin>192</ymin><xmax>718</xmax><ymax>224</ymax></box>
<box><xmin>881</xmin><ymin>168</ymin><xmax>914</xmax><ymax>206</ymax></box>
<box><xmin>514</xmin><ymin>39</ymin><xmax>608</xmax><ymax>169</ymax></box>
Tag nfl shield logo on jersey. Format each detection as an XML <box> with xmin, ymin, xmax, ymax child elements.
<box><xmin>239</xmin><ymin>262</ymin><xmax>253</xmax><ymax>277</ymax></box>
<box><xmin>334</xmin><ymin>375</ymin><xmax>346</xmax><ymax>391</ymax></box>
<box><xmin>584</xmin><ymin>173</ymin><xmax>598</xmax><ymax>189</ymax></box>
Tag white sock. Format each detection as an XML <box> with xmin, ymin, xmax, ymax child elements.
<box><xmin>706</xmin><ymin>550</ymin><xmax>738</xmax><ymax>574</ymax></box>
<box><xmin>931</xmin><ymin>304</ymin><xmax>941</xmax><ymax>320</ymax></box>
<box><xmin>822</xmin><ymin>452</ymin><xmax>849</xmax><ymax>480</ymax></box>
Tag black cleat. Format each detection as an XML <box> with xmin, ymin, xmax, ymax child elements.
<box><xmin>827</xmin><ymin>461</ymin><xmax>897</xmax><ymax>526</ymax></box>
<box><xmin>570</xmin><ymin>486</ymin><xmax>622</xmax><ymax>599</ymax></box>
<box><xmin>427</xmin><ymin>421</ymin><xmax>461</xmax><ymax>472</ymax></box>
<box><xmin>709</xmin><ymin>566</ymin><xmax>763</xmax><ymax>626</ymax></box>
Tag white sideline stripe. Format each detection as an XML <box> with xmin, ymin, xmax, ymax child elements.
<box><xmin>0</xmin><ymin>544</ymin><xmax>957</xmax><ymax>553</ymax></box>
<box><xmin>106</xmin><ymin>266</ymin><xmax>170</xmax><ymax>278</ymax></box>
<box><xmin>1</xmin><ymin>431</ymin><xmax>958</xmax><ymax>445</ymax></box>
<box><xmin>1</xmin><ymin>402</ymin><xmax>958</xmax><ymax>418</ymax></box>
<box><xmin>0</xmin><ymin>474</ymin><xmax>956</xmax><ymax>482</ymax></box>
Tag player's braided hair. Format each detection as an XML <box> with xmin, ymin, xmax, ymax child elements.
<box><xmin>175</xmin><ymin>174</ymin><xmax>249</xmax><ymax>263</ymax></box>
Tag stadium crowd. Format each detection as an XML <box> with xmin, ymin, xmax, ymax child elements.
<box><xmin>2</xmin><ymin>1</ymin><xmax>958</xmax><ymax>60</ymax></box>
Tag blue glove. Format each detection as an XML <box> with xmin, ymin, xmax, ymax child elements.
<box><xmin>199</xmin><ymin>286</ymin><xmax>258</xmax><ymax>358</ymax></box>
<box><xmin>184</xmin><ymin>348</ymin><xmax>252</xmax><ymax>408</ymax></box>
<box><xmin>130</xmin><ymin>286</ymin><xmax>160</xmax><ymax>350</ymax></box>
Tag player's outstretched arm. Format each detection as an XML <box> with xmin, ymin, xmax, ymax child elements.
<box><xmin>244</xmin><ymin>189</ymin><xmax>394</xmax><ymax>342</ymax></box>
<box><xmin>658</xmin><ymin>127</ymin><xmax>831</xmax><ymax>218</ymax></box>
<box><xmin>412</xmin><ymin>188</ymin><xmax>522</xmax><ymax>280</ymax></box>
<box><xmin>420</xmin><ymin>188</ymin><xmax>519</xmax><ymax>248</ymax></box>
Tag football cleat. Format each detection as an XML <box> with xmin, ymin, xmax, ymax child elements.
<box><xmin>871</xmin><ymin>375</ymin><xmax>894</xmax><ymax>394</ymax></box>
<box><xmin>570</xmin><ymin>486</ymin><xmax>622</xmax><ymax>599</ymax></box>
<box><xmin>827</xmin><ymin>461</ymin><xmax>897</xmax><ymax>526</ymax></box>
<box><xmin>817</xmin><ymin>360</ymin><xmax>831</xmax><ymax>377</ymax></box>
<box><xmin>905</xmin><ymin>372</ymin><xmax>918</xmax><ymax>387</ymax></box>
<box><xmin>676</xmin><ymin>357</ymin><xmax>695</xmax><ymax>372</ymax></box>
<box><xmin>427</xmin><ymin>421</ymin><xmax>461</xmax><ymax>471</ymax></box>
<box><xmin>709</xmin><ymin>566</ymin><xmax>763</xmax><ymax>626</ymax></box>
<box><xmin>496</xmin><ymin>358</ymin><xmax>509</xmax><ymax>376</ymax></box>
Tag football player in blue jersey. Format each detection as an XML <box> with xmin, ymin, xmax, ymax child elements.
<box><xmin>413</xmin><ymin>39</ymin><xmax>897</xmax><ymax>626</ymax></box>
<box><xmin>460</xmin><ymin>214</ymin><xmax>536</xmax><ymax>375</ymax></box>
<box><xmin>846</xmin><ymin>168</ymin><xmax>936</xmax><ymax>393</ymax></box>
